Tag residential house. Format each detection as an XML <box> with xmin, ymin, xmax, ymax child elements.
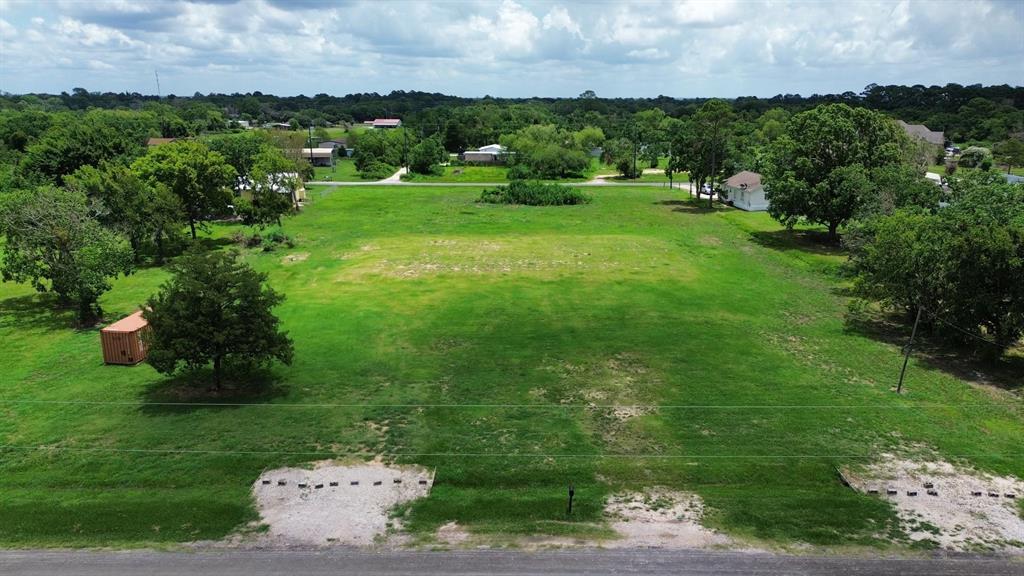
<box><xmin>897</xmin><ymin>120</ymin><xmax>945</xmax><ymax>147</ymax></box>
<box><xmin>461</xmin><ymin>144</ymin><xmax>506</xmax><ymax>164</ymax></box>
<box><xmin>371</xmin><ymin>118</ymin><xmax>402</xmax><ymax>129</ymax></box>
<box><xmin>146</xmin><ymin>137</ymin><xmax>177</xmax><ymax>147</ymax></box>
<box><xmin>319</xmin><ymin>139</ymin><xmax>352</xmax><ymax>157</ymax></box>
<box><xmin>720</xmin><ymin>171</ymin><xmax>769</xmax><ymax>211</ymax></box>
<box><xmin>300</xmin><ymin>147</ymin><xmax>334</xmax><ymax>167</ymax></box>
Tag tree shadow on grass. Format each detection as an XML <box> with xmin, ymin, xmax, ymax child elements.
<box><xmin>139</xmin><ymin>366</ymin><xmax>291</xmax><ymax>415</ymax></box>
<box><xmin>194</xmin><ymin>236</ymin><xmax>236</xmax><ymax>252</ymax></box>
<box><xmin>653</xmin><ymin>199</ymin><xmax>720</xmax><ymax>214</ymax></box>
<box><xmin>0</xmin><ymin>293</ymin><xmax>76</xmax><ymax>332</ymax></box>
<box><xmin>844</xmin><ymin>311</ymin><xmax>1024</xmax><ymax>392</ymax></box>
<box><xmin>748</xmin><ymin>229</ymin><xmax>846</xmax><ymax>258</ymax></box>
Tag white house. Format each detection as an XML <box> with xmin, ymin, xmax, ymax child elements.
<box><xmin>721</xmin><ymin>171</ymin><xmax>769</xmax><ymax>211</ymax></box>
<box><xmin>462</xmin><ymin>144</ymin><xmax>506</xmax><ymax>164</ymax></box>
<box><xmin>300</xmin><ymin>148</ymin><xmax>334</xmax><ymax>167</ymax></box>
<box><xmin>371</xmin><ymin>118</ymin><xmax>402</xmax><ymax>129</ymax></box>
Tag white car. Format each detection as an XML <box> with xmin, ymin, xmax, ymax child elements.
<box><xmin>701</xmin><ymin>183</ymin><xmax>712</xmax><ymax>195</ymax></box>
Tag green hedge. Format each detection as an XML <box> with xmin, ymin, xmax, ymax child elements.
<box><xmin>480</xmin><ymin>180</ymin><xmax>591</xmax><ymax>206</ymax></box>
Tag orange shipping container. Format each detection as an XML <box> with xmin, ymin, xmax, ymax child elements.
<box><xmin>100</xmin><ymin>311</ymin><xmax>150</xmax><ymax>365</ymax></box>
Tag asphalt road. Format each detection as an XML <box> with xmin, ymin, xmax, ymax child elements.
<box><xmin>2</xmin><ymin>549</ymin><xmax>1022</xmax><ymax>576</ymax></box>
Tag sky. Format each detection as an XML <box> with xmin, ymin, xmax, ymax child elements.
<box><xmin>0</xmin><ymin>0</ymin><xmax>1022</xmax><ymax>98</ymax></box>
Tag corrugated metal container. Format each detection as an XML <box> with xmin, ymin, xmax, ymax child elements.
<box><xmin>100</xmin><ymin>311</ymin><xmax>150</xmax><ymax>365</ymax></box>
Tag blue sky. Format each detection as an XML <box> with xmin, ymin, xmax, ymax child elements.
<box><xmin>0</xmin><ymin>0</ymin><xmax>1021</xmax><ymax>98</ymax></box>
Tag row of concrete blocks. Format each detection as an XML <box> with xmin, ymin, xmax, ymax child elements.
<box><xmin>866</xmin><ymin>482</ymin><xmax>1016</xmax><ymax>499</ymax></box>
<box><xmin>261</xmin><ymin>478</ymin><xmax>429</xmax><ymax>488</ymax></box>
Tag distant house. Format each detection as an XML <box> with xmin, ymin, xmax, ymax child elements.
<box><xmin>319</xmin><ymin>139</ymin><xmax>347</xmax><ymax>149</ymax></box>
<box><xmin>461</xmin><ymin>144</ymin><xmax>506</xmax><ymax>164</ymax></box>
<box><xmin>897</xmin><ymin>120</ymin><xmax>945</xmax><ymax>147</ymax></box>
<box><xmin>146</xmin><ymin>137</ymin><xmax>177</xmax><ymax>147</ymax></box>
<box><xmin>371</xmin><ymin>118</ymin><xmax>402</xmax><ymax>129</ymax></box>
<box><xmin>300</xmin><ymin>148</ymin><xmax>334</xmax><ymax>167</ymax></box>
<box><xmin>231</xmin><ymin>119</ymin><xmax>252</xmax><ymax>129</ymax></box>
<box><xmin>1006</xmin><ymin>173</ymin><xmax>1024</xmax><ymax>185</ymax></box>
<box><xmin>237</xmin><ymin>172</ymin><xmax>307</xmax><ymax>203</ymax></box>
<box><xmin>720</xmin><ymin>171</ymin><xmax>769</xmax><ymax>211</ymax></box>
<box><xmin>266</xmin><ymin>122</ymin><xmax>292</xmax><ymax>130</ymax></box>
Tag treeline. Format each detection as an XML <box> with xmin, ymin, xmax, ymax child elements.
<box><xmin>3</xmin><ymin>83</ymin><xmax>1023</xmax><ymax>145</ymax></box>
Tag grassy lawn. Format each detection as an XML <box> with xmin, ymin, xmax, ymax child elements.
<box><xmin>1</xmin><ymin>186</ymin><xmax>1022</xmax><ymax>548</ymax></box>
<box><xmin>927</xmin><ymin>164</ymin><xmax>1024</xmax><ymax>177</ymax></box>
<box><xmin>607</xmin><ymin>171</ymin><xmax>689</xmax><ymax>183</ymax></box>
<box><xmin>402</xmin><ymin>165</ymin><xmax>509</xmax><ymax>183</ymax></box>
<box><xmin>312</xmin><ymin>158</ymin><xmax>366</xmax><ymax>182</ymax></box>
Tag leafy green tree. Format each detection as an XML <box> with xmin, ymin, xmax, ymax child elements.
<box><xmin>993</xmin><ymin>139</ymin><xmax>1024</xmax><ymax>173</ymax></box>
<box><xmin>132</xmin><ymin>140</ymin><xmax>237</xmax><ymax>240</ymax></box>
<box><xmin>500</xmin><ymin>124</ymin><xmax>590</xmax><ymax>179</ymax></box>
<box><xmin>848</xmin><ymin>172</ymin><xmax>1024</xmax><ymax>353</ymax></box>
<box><xmin>0</xmin><ymin>187</ymin><xmax>133</xmax><ymax>324</ymax></box>
<box><xmin>674</xmin><ymin>100</ymin><xmax>734</xmax><ymax>207</ymax></box>
<box><xmin>144</xmin><ymin>249</ymin><xmax>294</xmax><ymax>388</ymax></box>
<box><xmin>238</xmin><ymin>148</ymin><xmax>300</xmax><ymax>228</ymax></box>
<box><xmin>205</xmin><ymin>131</ymin><xmax>271</xmax><ymax>194</ymax></box>
<box><xmin>862</xmin><ymin>164</ymin><xmax>943</xmax><ymax>217</ymax></box>
<box><xmin>20</xmin><ymin>110</ymin><xmax>157</xmax><ymax>183</ymax></box>
<box><xmin>65</xmin><ymin>162</ymin><xmax>185</xmax><ymax>263</ymax></box>
<box><xmin>764</xmin><ymin>104</ymin><xmax>909</xmax><ymax>242</ymax></box>
<box><xmin>605</xmin><ymin>137</ymin><xmax>641</xmax><ymax>179</ymax></box>
<box><xmin>635</xmin><ymin>108</ymin><xmax>668</xmax><ymax>168</ymax></box>
<box><xmin>408</xmin><ymin>136</ymin><xmax>447</xmax><ymax>175</ymax></box>
<box><xmin>959</xmin><ymin>146</ymin><xmax>993</xmax><ymax>170</ymax></box>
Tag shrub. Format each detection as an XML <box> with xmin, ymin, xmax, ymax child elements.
<box><xmin>507</xmin><ymin>164</ymin><xmax>535</xmax><ymax>180</ymax></box>
<box><xmin>480</xmin><ymin>180</ymin><xmax>591</xmax><ymax>206</ymax></box>
<box><xmin>359</xmin><ymin>161</ymin><xmax>397</xmax><ymax>180</ymax></box>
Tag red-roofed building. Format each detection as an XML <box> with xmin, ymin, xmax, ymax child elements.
<box><xmin>371</xmin><ymin>118</ymin><xmax>402</xmax><ymax>129</ymax></box>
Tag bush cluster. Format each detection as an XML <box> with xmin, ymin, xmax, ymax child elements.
<box><xmin>479</xmin><ymin>180</ymin><xmax>591</xmax><ymax>206</ymax></box>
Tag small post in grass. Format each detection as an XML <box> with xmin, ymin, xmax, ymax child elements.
<box><xmin>896</xmin><ymin>306</ymin><xmax>923</xmax><ymax>394</ymax></box>
<box><xmin>567</xmin><ymin>484</ymin><xmax>575</xmax><ymax>517</ymax></box>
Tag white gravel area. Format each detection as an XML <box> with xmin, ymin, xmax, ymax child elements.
<box><xmin>845</xmin><ymin>455</ymin><xmax>1024</xmax><ymax>550</ymax></box>
<box><xmin>252</xmin><ymin>461</ymin><xmax>433</xmax><ymax>546</ymax></box>
<box><xmin>604</xmin><ymin>489</ymin><xmax>731</xmax><ymax>549</ymax></box>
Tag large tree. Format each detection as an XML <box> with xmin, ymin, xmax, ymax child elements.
<box><xmin>238</xmin><ymin>148</ymin><xmax>300</xmax><ymax>228</ymax></box>
<box><xmin>764</xmin><ymin>103</ymin><xmax>908</xmax><ymax>243</ymax></box>
<box><xmin>672</xmin><ymin>100</ymin><xmax>735</xmax><ymax>207</ymax></box>
<box><xmin>848</xmin><ymin>172</ymin><xmax>1024</xmax><ymax>354</ymax></box>
<box><xmin>144</xmin><ymin>249</ymin><xmax>294</xmax><ymax>388</ymax></box>
<box><xmin>132</xmin><ymin>140</ymin><xmax>236</xmax><ymax>239</ymax></box>
<box><xmin>500</xmin><ymin>124</ymin><xmax>593</xmax><ymax>179</ymax></box>
<box><xmin>64</xmin><ymin>162</ymin><xmax>185</xmax><ymax>263</ymax></box>
<box><xmin>0</xmin><ymin>187</ymin><xmax>133</xmax><ymax>324</ymax></box>
<box><xmin>408</xmin><ymin>136</ymin><xmax>447</xmax><ymax>175</ymax></box>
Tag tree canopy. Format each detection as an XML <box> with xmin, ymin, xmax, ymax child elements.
<box><xmin>144</xmin><ymin>249</ymin><xmax>294</xmax><ymax>387</ymax></box>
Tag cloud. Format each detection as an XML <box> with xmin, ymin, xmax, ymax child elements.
<box><xmin>0</xmin><ymin>0</ymin><xmax>1019</xmax><ymax>98</ymax></box>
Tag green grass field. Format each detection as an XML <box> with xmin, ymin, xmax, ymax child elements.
<box><xmin>402</xmin><ymin>165</ymin><xmax>510</xmax><ymax>183</ymax></box>
<box><xmin>312</xmin><ymin>158</ymin><xmax>365</xmax><ymax>182</ymax></box>
<box><xmin>927</xmin><ymin>164</ymin><xmax>1024</xmax><ymax>177</ymax></box>
<box><xmin>1</xmin><ymin>185</ymin><xmax>1021</xmax><ymax>549</ymax></box>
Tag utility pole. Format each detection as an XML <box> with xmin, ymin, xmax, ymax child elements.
<box><xmin>154</xmin><ymin>70</ymin><xmax>161</xmax><ymax>98</ymax></box>
<box><xmin>896</xmin><ymin>307</ymin><xmax>923</xmax><ymax>394</ymax></box>
<box><xmin>667</xmin><ymin>139</ymin><xmax>673</xmax><ymax>190</ymax></box>
<box><xmin>307</xmin><ymin>125</ymin><xmax>314</xmax><ymax>166</ymax></box>
<box><xmin>402</xmin><ymin>126</ymin><xmax>409</xmax><ymax>169</ymax></box>
<box><xmin>709</xmin><ymin>122</ymin><xmax>718</xmax><ymax>209</ymax></box>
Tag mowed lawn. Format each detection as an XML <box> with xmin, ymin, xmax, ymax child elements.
<box><xmin>1</xmin><ymin>185</ymin><xmax>1022</xmax><ymax>548</ymax></box>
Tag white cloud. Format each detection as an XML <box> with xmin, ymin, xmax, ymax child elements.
<box><xmin>0</xmin><ymin>0</ymin><xmax>1019</xmax><ymax>97</ymax></box>
<box><xmin>87</xmin><ymin>59</ymin><xmax>115</xmax><ymax>70</ymax></box>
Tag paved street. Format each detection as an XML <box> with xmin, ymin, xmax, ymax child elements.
<box><xmin>2</xmin><ymin>548</ymin><xmax>1022</xmax><ymax>576</ymax></box>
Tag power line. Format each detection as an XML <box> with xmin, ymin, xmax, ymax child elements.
<box><xmin>920</xmin><ymin>306</ymin><xmax>1006</xmax><ymax>349</ymax></box>
<box><xmin>0</xmin><ymin>399</ymin><xmax>1009</xmax><ymax>410</ymax></box>
<box><xmin>1</xmin><ymin>444</ymin><xmax>1021</xmax><ymax>460</ymax></box>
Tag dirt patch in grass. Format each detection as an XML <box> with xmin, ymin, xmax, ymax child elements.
<box><xmin>434</xmin><ymin>521</ymin><xmax>472</xmax><ymax>546</ymax></box>
<box><xmin>281</xmin><ymin>252</ymin><xmax>309</xmax><ymax>264</ymax></box>
<box><xmin>251</xmin><ymin>461</ymin><xmax>433</xmax><ymax>546</ymax></box>
<box><xmin>844</xmin><ymin>455</ymin><xmax>1024</xmax><ymax>551</ymax></box>
<box><xmin>604</xmin><ymin>489</ymin><xmax>732</xmax><ymax>548</ymax></box>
